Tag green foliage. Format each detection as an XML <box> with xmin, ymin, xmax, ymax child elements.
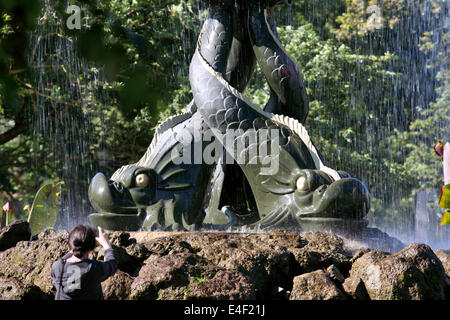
<box><xmin>333</xmin><ymin>0</ymin><xmax>421</xmax><ymax>39</ymax></box>
<box><xmin>0</xmin><ymin>193</ymin><xmax>3</xmax><ymax>227</ymax></box>
<box><xmin>5</xmin><ymin>207</ymin><xmax>14</xmax><ymax>226</ymax></box>
<box><xmin>439</xmin><ymin>184</ymin><xmax>450</xmax><ymax>209</ymax></box>
<box><xmin>192</xmin><ymin>276</ymin><xmax>207</xmax><ymax>285</ymax></box>
<box><xmin>439</xmin><ymin>185</ymin><xmax>450</xmax><ymax>226</ymax></box>
<box><xmin>27</xmin><ymin>182</ymin><xmax>63</xmax><ymax>235</ymax></box>
<box><xmin>0</xmin><ymin>0</ymin><xmax>42</xmax><ymax>114</ymax></box>
<box><xmin>265</xmin><ymin>0</ymin><xmax>447</xmax><ymax>230</ymax></box>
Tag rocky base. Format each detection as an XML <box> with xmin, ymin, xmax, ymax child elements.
<box><xmin>0</xmin><ymin>221</ymin><xmax>448</xmax><ymax>300</ymax></box>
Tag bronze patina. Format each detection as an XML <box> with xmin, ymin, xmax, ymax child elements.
<box><xmin>88</xmin><ymin>1</ymin><xmax>370</xmax><ymax>232</ymax></box>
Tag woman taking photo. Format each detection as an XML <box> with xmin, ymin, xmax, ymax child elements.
<box><xmin>51</xmin><ymin>225</ymin><xmax>118</xmax><ymax>300</ymax></box>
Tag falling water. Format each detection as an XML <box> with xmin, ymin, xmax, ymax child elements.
<box><xmin>352</xmin><ymin>1</ymin><xmax>448</xmax><ymax>248</ymax></box>
<box><xmin>28</xmin><ymin>0</ymin><xmax>106</xmax><ymax>230</ymax></box>
<box><xmin>268</xmin><ymin>0</ymin><xmax>450</xmax><ymax>248</ymax></box>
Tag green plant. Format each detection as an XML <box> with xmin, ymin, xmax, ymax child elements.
<box><xmin>1</xmin><ymin>199</ymin><xmax>16</xmax><ymax>227</ymax></box>
<box><xmin>0</xmin><ymin>193</ymin><xmax>3</xmax><ymax>227</ymax></box>
<box><xmin>435</xmin><ymin>141</ymin><xmax>450</xmax><ymax>226</ymax></box>
<box><xmin>26</xmin><ymin>181</ymin><xmax>63</xmax><ymax>235</ymax></box>
<box><xmin>192</xmin><ymin>276</ymin><xmax>206</xmax><ymax>285</ymax></box>
<box><xmin>5</xmin><ymin>203</ymin><xmax>14</xmax><ymax>226</ymax></box>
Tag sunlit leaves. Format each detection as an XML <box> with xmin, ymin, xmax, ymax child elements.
<box><xmin>0</xmin><ymin>0</ymin><xmax>42</xmax><ymax>113</ymax></box>
<box><xmin>439</xmin><ymin>211</ymin><xmax>450</xmax><ymax>226</ymax></box>
<box><xmin>27</xmin><ymin>182</ymin><xmax>63</xmax><ymax>235</ymax></box>
<box><xmin>438</xmin><ymin>184</ymin><xmax>450</xmax><ymax>226</ymax></box>
<box><xmin>334</xmin><ymin>0</ymin><xmax>413</xmax><ymax>39</ymax></box>
<box><xmin>439</xmin><ymin>184</ymin><xmax>450</xmax><ymax>208</ymax></box>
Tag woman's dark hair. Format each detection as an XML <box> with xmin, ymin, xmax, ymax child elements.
<box><xmin>68</xmin><ymin>225</ymin><xmax>97</xmax><ymax>259</ymax></box>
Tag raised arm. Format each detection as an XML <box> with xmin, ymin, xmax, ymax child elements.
<box><xmin>94</xmin><ymin>227</ymin><xmax>118</xmax><ymax>281</ymax></box>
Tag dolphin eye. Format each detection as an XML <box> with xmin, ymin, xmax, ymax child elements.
<box><xmin>296</xmin><ymin>176</ymin><xmax>308</xmax><ymax>191</ymax></box>
<box><xmin>135</xmin><ymin>173</ymin><xmax>150</xmax><ymax>187</ymax></box>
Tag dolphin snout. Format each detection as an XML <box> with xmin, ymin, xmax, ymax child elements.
<box><xmin>319</xmin><ymin>178</ymin><xmax>370</xmax><ymax>219</ymax></box>
<box><xmin>88</xmin><ymin>172</ymin><xmax>135</xmax><ymax>214</ymax></box>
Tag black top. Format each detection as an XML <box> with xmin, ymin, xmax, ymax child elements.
<box><xmin>51</xmin><ymin>248</ymin><xmax>118</xmax><ymax>300</ymax></box>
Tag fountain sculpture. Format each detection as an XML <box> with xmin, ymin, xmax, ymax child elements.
<box><xmin>88</xmin><ymin>0</ymin><xmax>370</xmax><ymax>232</ymax></box>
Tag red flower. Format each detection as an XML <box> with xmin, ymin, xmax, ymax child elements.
<box><xmin>434</xmin><ymin>141</ymin><xmax>444</xmax><ymax>160</ymax></box>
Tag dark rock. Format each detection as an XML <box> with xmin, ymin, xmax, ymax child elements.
<box><xmin>435</xmin><ymin>250</ymin><xmax>449</xmax><ymax>277</ymax></box>
<box><xmin>346</xmin><ymin>243</ymin><xmax>446</xmax><ymax>300</ymax></box>
<box><xmin>326</xmin><ymin>264</ymin><xmax>345</xmax><ymax>283</ymax></box>
<box><xmin>97</xmin><ymin>245</ymin><xmax>143</xmax><ymax>276</ymax></box>
<box><xmin>179</xmin><ymin>232</ymin><xmax>300</xmax><ymax>297</ymax></box>
<box><xmin>350</xmin><ymin>248</ymin><xmax>375</xmax><ymax>263</ymax></box>
<box><xmin>289</xmin><ymin>270</ymin><xmax>348</xmax><ymax>300</ymax></box>
<box><xmin>184</xmin><ymin>269</ymin><xmax>257</xmax><ymax>300</ymax></box>
<box><xmin>0</xmin><ymin>229</ymin><xmax>447</xmax><ymax>301</ymax></box>
<box><xmin>255</xmin><ymin>229</ymin><xmax>307</xmax><ymax>248</ymax></box>
<box><xmin>31</xmin><ymin>228</ymin><xmax>69</xmax><ymax>241</ymax></box>
<box><xmin>130</xmin><ymin>251</ymin><xmax>257</xmax><ymax>300</ymax></box>
<box><xmin>434</xmin><ymin>250</ymin><xmax>450</xmax><ymax>299</ymax></box>
<box><xmin>343</xmin><ymin>276</ymin><xmax>370</xmax><ymax>300</ymax></box>
<box><xmin>102</xmin><ymin>271</ymin><xmax>134</xmax><ymax>300</ymax></box>
<box><xmin>0</xmin><ymin>230</ymin><xmax>68</xmax><ymax>295</ymax></box>
<box><xmin>0</xmin><ymin>220</ymin><xmax>31</xmax><ymax>251</ymax></box>
<box><xmin>125</xmin><ymin>243</ymin><xmax>151</xmax><ymax>262</ymax></box>
<box><xmin>138</xmin><ymin>231</ymin><xmax>305</xmax><ymax>298</ymax></box>
<box><xmin>107</xmin><ymin>231</ymin><xmax>136</xmax><ymax>247</ymax></box>
<box><xmin>342</xmin><ymin>227</ymin><xmax>405</xmax><ymax>253</ymax></box>
<box><xmin>0</xmin><ymin>276</ymin><xmax>50</xmax><ymax>300</ymax></box>
<box><xmin>144</xmin><ymin>236</ymin><xmax>196</xmax><ymax>256</ymax></box>
<box><xmin>96</xmin><ymin>238</ymin><xmax>150</xmax><ymax>276</ymax></box>
<box><xmin>290</xmin><ymin>232</ymin><xmax>352</xmax><ymax>275</ymax></box>
<box><xmin>130</xmin><ymin>252</ymin><xmax>210</xmax><ymax>300</ymax></box>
